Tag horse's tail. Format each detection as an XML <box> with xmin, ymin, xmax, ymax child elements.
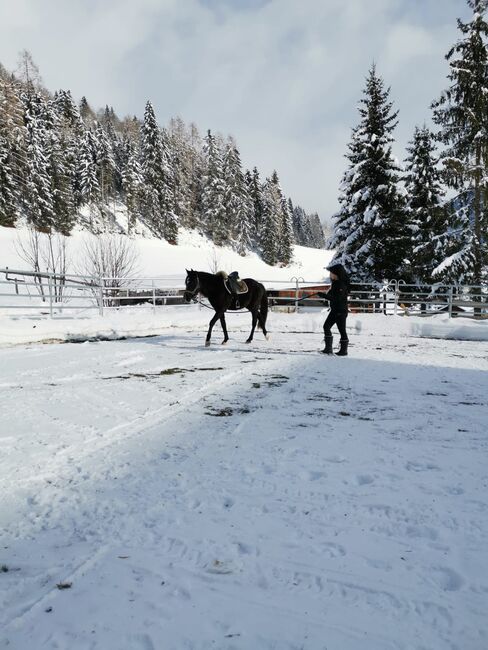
<box><xmin>258</xmin><ymin>286</ymin><xmax>268</xmax><ymax>329</ymax></box>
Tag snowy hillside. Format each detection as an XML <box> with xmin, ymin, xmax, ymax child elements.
<box><xmin>0</xmin><ymin>225</ymin><xmax>334</xmax><ymax>282</ymax></box>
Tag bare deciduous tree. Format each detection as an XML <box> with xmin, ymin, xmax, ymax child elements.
<box><xmin>207</xmin><ymin>246</ymin><xmax>222</xmax><ymax>274</ymax></box>
<box><xmin>15</xmin><ymin>228</ymin><xmax>70</xmax><ymax>302</ymax></box>
<box><xmin>78</xmin><ymin>234</ymin><xmax>140</xmax><ymax>306</ymax></box>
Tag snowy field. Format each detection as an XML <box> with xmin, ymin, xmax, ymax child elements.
<box><xmin>1</xmin><ymin>319</ymin><xmax>488</xmax><ymax>650</ymax></box>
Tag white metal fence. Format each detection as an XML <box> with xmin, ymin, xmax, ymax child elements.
<box><xmin>1</xmin><ymin>267</ymin><xmax>487</xmax><ymax>319</ymax></box>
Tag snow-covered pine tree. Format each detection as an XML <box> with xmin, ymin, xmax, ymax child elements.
<box><xmin>308</xmin><ymin>213</ymin><xmax>326</xmax><ymax>248</ymax></box>
<box><xmin>79</xmin><ymin>96</ymin><xmax>96</xmax><ymax>125</ymax></box>
<box><xmin>270</xmin><ymin>171</ymin><xmax>293</xmax><ymax>265</ymax></box>
<box><xmin>44</xmin><ymin>97</ymin><xmax>77</xmax><ymax>234</ymax></box>
<box><xmin>431</xmin><ymin>0</ymin><xmax>488</xmax><ymax>283</ymax></box>
<box><xmin>53</xmin><ymin>89</ymin><xmax>84</xmax><ymax>214</ymax></box>
<box><xmin>101</xmin><ymin>106</ymin><xmax>123</xmax><ymax>195</ymax></box>
<box><xmin>329</xmin><ymin>65</ymin><xmax>407</xmax><ymax>281</ymax></box>
<box><xmin>260</xmin><ymin>175</ymin><xmax>282</xmax><ymax>265</ymax></box>
<box><xmin>187</xmin><ymin>122</ymin><xmax>205</xmax><ymax>230</ymax></box>
<box><xmin>223</xmin><ymin>139</ymin><xmax>252</xmax><ymax>254</ymax></box>
<box><xmin>22</xmin><ymin>90</ymin><xmax>56</xmax><ymax>230</ymax></box>
<box><xmin>95</xmin><ymin>122</ymin><xmax>116</xmax><ymax>207</ymax></box>
<box><xmin>168</xmin><ymin>117</ymin><xmax>191</xmax><ymax>228</ymax></box>
<box><xmin>121</xmin><ymin>135</ymin><xmax>143</xmax><ymax>234</ymax></box>
<box><xmin>78</xmin><ymin>127</ymin><xmax>100</xmax><ymax>206</ymax></box>
<box><xmin>246</xmin><ymin>166</ymin><xmax>264</xmax><ymax>246</ymax></box>
<box><xmin>140</xmin><ymin>101</ymin><xmax>178</xmax><ymax>243</ymax></box>
<box><xmin>201</xmin><ymin>129</ymin><xmax>227</xmax><ymax>246</ymax></box>
<box><xmin>290</xmin><ymin>202</ymin><xmax>305</xmax><ymax>245</ymax></box>
<box><xmin>0</xmin><ymin>127</ymin><xmax>17</xmax><ymax>226</ymax></box>
<box><xmin>403</xmin><ymin>125</ymin><xmax>447</xmax><ymax>282</ymax></box>
<box><xmin>0</xmin><ymin>75</ymin><xmax>25</xmax><ymax>226</ymax></box>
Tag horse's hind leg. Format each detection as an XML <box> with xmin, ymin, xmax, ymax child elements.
<box><xmin>206</xmin><ymin>312</ymin><xmax>222</xmax><ymax>347</ymax></box>
<box><xmin>220</xmin><ymin>315</ymin><xmax>229</xmax><ymax>345</ymax></box>
<box><xmin>246</xmin><ymin>310</ymin><xmax>258</xmax><ymax>344</ymax></box>
<box><xmin>257</xmin><ymin>311</ymin><xmax>269</xmax><ymax>340</ymax></box>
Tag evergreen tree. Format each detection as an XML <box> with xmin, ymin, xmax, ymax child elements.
<box><xmin>201</xmin><ymin>129</ymin><xmax>227</xmax><ymax>246</ymax></box>
<box><xmin>54</xmin><ymin>89</ymin><xmax>84</xmax><ymax>214</ymax></box>
<box><xmin>223</xmin><ymin>139</ymin><xmax>252</xmax><ymax>254</ymax></box>
<box><xmin>79</xmin><ymin>96</ymin><xmax>96</xmax><ymax>124</ymax></box>
<box><xmin>308</xmin><ymin>213</ymin><xmax>326</xmax><ymax>248</ymax></box>
<box><xmin>403</xmin><ymin>125</ymin><xmax>447</xmax><ymax>282</ymax></box>
<box><xmin>95</xmin><ymin>122</ymin><xmax>116</xmax><ymax>205</ymax></box>
<box><xmin>168</xmin><ymin>117</ymin><xmax>193</xmax><ymax>228</ymax></box>
<box><xmin>270</xmin><ymin>171</ymin><xmax>293</xmax><ymax>264</ymax></box>
<box><xmin>0</xmin><ymin>76</ymin><xmax>25</xmax><ymax>226</ymax></box>
<box><xmin>0</xmin><ymin>129</ymin><xmax>17</xmax><ymax>226</ymax></box>
<box><xmin>121</xmin><ymin>135</ymin><xmax>143</xmax><ymax>234</ymax></box>
<box><xmin>432</xmin><ymin>0</ymin><xmax>488</xmax><ymax>283</ymax></box>
<box><xmin>78</xmin><ymin>127</ymin><xmax>100</xmax><ymax>205</ymax></box>
<box><xmin>260</xmin><ymin>176</ymin><xmax>281</xmax><ymax>265</ymax></box>
<box><xmin>45</xmin><ymin>98</ymin><xmax>77</xmax><ymax>234</ymax></box>
<box><xmin>140</xmin><ymin>101</ymin><xmax>177</xmax><ymax>242</ymax></box>
<box><xmin>22</xmin><ymin>90</ymin><xmax>56</xmax><ymax>230</ymax></box>
<box><xmin>329</xmin><ymin>65</ymin><xmax>407</xmax><ymax>281</ymax></box>
<box><xmin>247</xmin><ymin>166</ymin><xmax>264</xmax><ymax>245</ymax></box>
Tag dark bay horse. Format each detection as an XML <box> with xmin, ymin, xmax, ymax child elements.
<box><xmin>184</xmin><ymin>270</ymin><xmax>269</xmax><ymax>346</ymax></box>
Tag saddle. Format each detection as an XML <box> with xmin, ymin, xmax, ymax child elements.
<box><xmin>217</xmin><ymin>271</ymin><xmax>248</xmax><ymax>295</ymax></box>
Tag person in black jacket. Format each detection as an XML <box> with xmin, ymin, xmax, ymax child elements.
<box><xmin>318</xmin><ymin>263</ymin><xmax>350</xmax><ymax>356</ymax></box>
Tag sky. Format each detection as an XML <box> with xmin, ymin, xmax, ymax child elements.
<box><xmin>0</xmin><ymin>0</ymin><xmax>467</xmax><ymax>221</ymax></box>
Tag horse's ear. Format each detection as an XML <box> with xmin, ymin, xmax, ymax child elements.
<box><xmin>185</xmin><ymin>268</ymin><xmax>189</xmax><ymax>273</ymax></box>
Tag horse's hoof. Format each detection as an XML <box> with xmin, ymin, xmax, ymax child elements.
<box><xmin>265</xmin><ymin>334</ymin><xmax>270</xmax><ymax>341</ymax></box>
<box><xmin>245</xmin><ymin>339</ymin><xmax>252</xmax><ymax>344</ymax></box>
<box><xmin>205</xmin><ymin>340</ymin><xmax>211</xmax><ymax>347</ymax></box>
<box><xmin>221</xmin><ymin>340</ymin><xmax>228</xmax><ymax>345</ymax></box>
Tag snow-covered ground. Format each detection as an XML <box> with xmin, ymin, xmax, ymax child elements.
<box><xmin>1</xmin><ymin>321</ymin><xmax>487</xmax><ymax>650</ymax></box>
<box><xmin>1</xmin><ymin>306</ymin><xmax>488</xmax><ymax>346</ymax></box>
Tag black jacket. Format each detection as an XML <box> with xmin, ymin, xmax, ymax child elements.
<box><xmin>319</xmin><ymin>264</ymin><xmax>350</xmax><ymax>314</ymax></box>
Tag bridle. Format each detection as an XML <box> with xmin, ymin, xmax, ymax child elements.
<box><xmin>184</xmin><ymin>273</ymin><xmax>200</xmax><ymax>301</ymax></box>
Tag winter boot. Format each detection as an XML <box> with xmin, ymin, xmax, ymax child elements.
<box><xmin>322</xmin><ymin>335</ymin><xmax>333</xmax><ymax>354</ymax></box>
<box><xmin>335</xmin><ymin>339</ymin><xmax>349</xmax><ymax>356</ymax></box>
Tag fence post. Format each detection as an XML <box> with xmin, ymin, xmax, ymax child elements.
<box><xmin>393</xmin><ymin>280</ymin><xmax>398</xmax><ymax>316</ymax></box>
<box><xmin>291</xmin><ymin>276</ymin><xmax>304</xmax><ymax>313</ymax></box>
<box><xmin>448</xmin><ymin>285</ymin><xmax>453</xmax><ymax>319</ymax></box>
<box><xmin>152</xmin><ymin>280</ymin><xmax>156</xmax><ymax>314</ymax></box>
<box><xmin>99</xmin><ymin>276</ymin><xmax>104</xmax><ymax>316</ymax></box>
<box><xmin>48</xmin><ymin>273</ymin><xmax>53</xmax><ymax>318</ymax></box>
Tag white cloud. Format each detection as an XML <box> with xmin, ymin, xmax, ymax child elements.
<box><xmin>0</xmin><ymin>0</ymin><xmax>462</xmax><ymax>218</ymax></box>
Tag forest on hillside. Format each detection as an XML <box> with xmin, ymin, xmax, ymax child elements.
<box><xmin>0</xmin><ymin>52</ymin><xmax>326</xmax><ymax>269</ymax></box>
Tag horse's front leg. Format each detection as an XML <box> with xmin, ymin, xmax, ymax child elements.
<box><xmin>246</xmin><ymin>310</ymin><xmax>258</xmax><ymax>344</ymax></box>
<box><xmin>206</xmin><ymin>311</ymin><xmax>223</xmax><ymax>347</ymax></box>
<box><xmin>220</xmin><ymin>314</ymin><xmax>229</xmax><ymax>345</ymax></box>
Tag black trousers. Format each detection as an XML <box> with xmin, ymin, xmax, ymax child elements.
<box><xmin>323</xmin><ymin>311</ymin><xmax>348</xmax><ymax>340</ymax></box>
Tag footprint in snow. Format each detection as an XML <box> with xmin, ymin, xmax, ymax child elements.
<box><xmin>406</xmin><ymin>461</ymin><xmax>440</xmax><ymax>472</ymax></box>
<box><xmin>355</xmin><ymin>474</ymin><xmax>375</xmax><ymax>486</ymax></box>
<box><xmin>301</xmin><ymin>470</ymin><xmax>327</xmax><ymax>481</ymax></box>
<box><xmin>322</xmin><ymin>542</ymin><xmax>346</xmax><ymax>558</ymax></box>
<box><xmin>324</xmin><ymin>455</ymin><xmax>347</xmax><ymax>464</ymax></box>
<box><xmin>430</xmin><ymin>566</ymin><xmax>464</xmax><ymax>592</ymax></box>
<box><xmin>206</xmin><ymin>558</ymin><xmax>240</xmax><ymax>574</ymax></box>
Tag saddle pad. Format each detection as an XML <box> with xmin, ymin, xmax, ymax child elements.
<box><xmin>224</xmin><ymin>279</ymin><xmax>248</xmax><ymax>295</ymax></box>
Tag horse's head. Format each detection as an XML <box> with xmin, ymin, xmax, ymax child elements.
<box><xmin>184</xmin><ymin>269</ymin><xmax>199</xmax><ymax>303</ymax></box>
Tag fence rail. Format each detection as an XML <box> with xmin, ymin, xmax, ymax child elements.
<box><xmin>1</xmin><ymin>268</ymin><xmax>487</xmax><ymax>319</ymax></box>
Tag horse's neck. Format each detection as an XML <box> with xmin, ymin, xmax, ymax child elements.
<box><xmin>198</xmin><ymin>271</ymin><xmax>219</xmax><ymax>297</ymax></box>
